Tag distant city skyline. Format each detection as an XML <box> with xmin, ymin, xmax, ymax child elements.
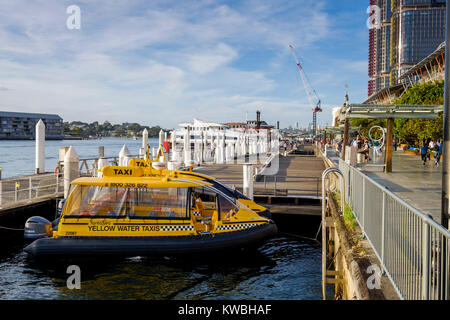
<box><xmin>0</xmin><ymin>1</ymin><xmax>370</xmax><ymax>129</ymax></box>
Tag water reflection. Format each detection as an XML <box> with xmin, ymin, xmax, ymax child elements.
<box><xmin>0</xmin><ymin>236</ymin><xmax>322</xmax><ymax>300</ymax></box>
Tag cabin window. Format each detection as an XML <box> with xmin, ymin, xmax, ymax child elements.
<box><xmin>190</xmin><ymin>187</ymin><xmax>238</xmax><ymax>221</ymax></box>
<box><xmin>65</xmin><ymin>185</ymin><xmax>188</xmax><ymax>219</ymax></box>
<box><xmin>190</xmin><ymin>187</ymin><xmax>218</xmax><ymax>211</ymax></box>
<box><xmin>130</xmin><ymin>187</ymin><xmax>188</xmax><ymax>219</ymax></box>
<box><xmin>190</xmin><ymin>187</ymin><xmax>218</xmax><ymax>225</ymax></box>
<box><xmin>218</xmin><ymin>194</ymin><xmax>238</xmax><ymax>220</ymax></box>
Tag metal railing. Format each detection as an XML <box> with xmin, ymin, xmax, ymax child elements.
<box><xmin>57</xmin><ymin>155</ymin><xmax>140</xmax><ymax>177</ymax></box>
<box><xmin>339</xmin><ymin>159</ymin><xmax>450</xmax><ymax>300</ymax></box>
<box><xmin>0</xmin><ymin>173</ymin><xmax>63</xmax><ymax>209</ymax></box>
<box><xmin>255</xmin><ymin>175</ymin><xmax>321</xmax><ymax>197</ymax></box>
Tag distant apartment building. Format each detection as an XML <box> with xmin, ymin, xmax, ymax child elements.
<box><xmin>368</xmin><ymin>0</ymin><xmax>446</xmax><ymax>97</ymax></box>
<box><xmin>0</xmin><ymin>111</ymin><xmax>63</xmax><ymax>140</ymax></box>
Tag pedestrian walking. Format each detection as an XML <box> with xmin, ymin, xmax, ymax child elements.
<box><xmin>435</xmin><ymin>139</ymin><xmax>442</xmax><ymax>167</ymax></box>
<box><xmin>427</xmin><ymin>139</ymin><xmax>433</xmax><ymax>160</ymax></box>
<box><xmin>420</xmin><ymin>141</ymin><xmax>428</xmax><ymax>165</ymax></box>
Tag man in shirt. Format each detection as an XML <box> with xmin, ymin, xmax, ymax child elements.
<box><xmin>435</xmin><ymin>139</ymin><xmax>442</xmax><ymax>167</ymax></box>
<box><xmin>420</xmin><ymin>142</ymin><xmax>428</xmax><ymax>165</ymax></box>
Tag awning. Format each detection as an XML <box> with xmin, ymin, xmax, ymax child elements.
<box><xmin>344</xmin><ymin>104</ymin><xmax>443</xmax><ymax>119</ymax></box>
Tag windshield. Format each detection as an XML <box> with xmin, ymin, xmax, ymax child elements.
<box><xmin>65</xmin><ymin>185</ymin><xmax>189</xmax><ymax>219</ymax></box>
<box><xmin>212</xmin><ymin>180</ymin><xmax>250</xmax><ymax>200</ymax></box>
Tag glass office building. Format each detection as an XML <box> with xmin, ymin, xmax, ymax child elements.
<box><xmin>368</xmin><ymin>0</ymin><xmax>445</xmax><ymax>96</ymax></box>
<box><xmin>368</xmin><ymin>0</ymin><xmax>392</xmax><ymax>96</ymax></box>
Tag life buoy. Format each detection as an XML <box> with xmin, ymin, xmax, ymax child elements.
<box><xmin>54</xmin><ymin>166</ymin><xmax>61</xmax><ymax>176</ymax></box>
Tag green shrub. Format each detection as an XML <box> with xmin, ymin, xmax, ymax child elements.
<box><xmin>343</xmin><ymin>203</ymin><xmax>356</xmax><ymax>231</ymax></box>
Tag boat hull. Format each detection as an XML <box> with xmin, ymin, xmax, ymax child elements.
<box><xmin>24</xmin><ymin>222</ymin><xmax>277</xmax><ymax>258</ymax></box>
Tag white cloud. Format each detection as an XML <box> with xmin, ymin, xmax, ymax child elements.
<box><xmin>0</xmin><ymin>0</ymin><xmax>333</xmax><ymax>128</ymax></box>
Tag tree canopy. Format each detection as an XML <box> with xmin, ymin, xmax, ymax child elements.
<box><xmin>393</xmin><ymin>81</ymin><xmax>443</xmax><ymax>145</ymax></box>
<box><xmin>350</xmin><ymin>81</ymin><xmax>444</xmax><ymax>146</ymax></box>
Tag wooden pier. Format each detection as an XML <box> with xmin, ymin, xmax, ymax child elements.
<box><xmin>196</xmin><ymin>151</ymin><xmax>325</xmax><ymax>228</ymax></box>
<box><xmin>196</xmin><ymin>153</ymin><xmax>325</xmax><ymax>199</ymax></box>
<box><xmin>0</xmin><ymin>173</ymin><xmax>63</xmax><ymax>212</ymax></box>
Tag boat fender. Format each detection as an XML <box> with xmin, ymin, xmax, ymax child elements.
<box><xmin>24</xmin><ymin>216</ymin><xmax>53</xmax><ymax>241</ymax></box>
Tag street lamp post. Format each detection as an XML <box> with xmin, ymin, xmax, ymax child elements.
<box><xmin>442</xmin><ymin>0</ymin><xmax>450</xmax><ymax>229</ymax></box>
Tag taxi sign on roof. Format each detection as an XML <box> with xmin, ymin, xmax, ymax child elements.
<box><xmin>102</xmin><ymin>166</ymin><xmax>144</xmax><ymax>177</ymax></box>
<box><xmin>128</xmin><ymin>158</ymin><xmax>150</xmax><ymax>168</ymax></box>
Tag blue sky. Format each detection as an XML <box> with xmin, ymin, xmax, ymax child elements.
<box><xmin>0</xmin><ymin>0</ymin><xmax>369</xmax><ymax>129</ymax></box>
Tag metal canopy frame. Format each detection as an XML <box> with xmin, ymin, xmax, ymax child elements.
<box><xmin>322</xmin><ymin>125</ymin><xmax>360</xmax><ymax>135</ymax></box>
<box><xmin>345</xmin><ymin>104</ymin><xmax>443</xmax><ymax>119</ymax></box>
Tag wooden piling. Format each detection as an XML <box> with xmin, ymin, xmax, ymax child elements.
<box><xmin>385</xmin><ymin>118</ymin><xmax>394</xmax><ymax>173</ymax></box>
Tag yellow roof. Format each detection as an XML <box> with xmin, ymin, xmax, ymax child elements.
<box><xmin>71</xmin><ymin>176</ymin><xmax>212</xmax><ymax>189</ymax></box>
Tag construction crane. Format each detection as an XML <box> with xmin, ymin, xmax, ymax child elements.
<box><xmin>289</xmin><ymin>44</ymin><xmax>322</xmax><ymax>138</ymax></box>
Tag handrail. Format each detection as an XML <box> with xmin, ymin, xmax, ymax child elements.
<box><xmin>321</xmin><ymin>167</ymin><xmax>345</xmax><ymax>300</ymax></box>
<box><xmin>348</xmin><ymin>161</ymin><xmax>449</xmax><ymax>229</ymax></box>
<box><xmin>339</xmin><ymin>159</ymin><xmax>450</xmax><ymax>299</ymax></box>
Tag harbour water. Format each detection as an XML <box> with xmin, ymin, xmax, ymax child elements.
<box><xmin>0</xmin><ymin>137</ymin><xmax>160</xmax><ymax>179</ymax></box>
<box><xmin>0</xmin><ymin>236</ymin><xmax>322</xmax><ymax>300</ymax></box>
<box><xmin>0</xmin><ymin>137</ymin><xmax>323</xmax><ymax>300</ymax></box>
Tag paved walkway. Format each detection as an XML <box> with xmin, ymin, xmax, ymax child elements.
<box><xmin>362</xmin><ymin>151</ymin><xmax>442</xmax><ymax>223</ymax></box>
<box><xmin>325</xmin><ymin>146</ymin><xmax>443</xmax><ymax>223</ymax></box>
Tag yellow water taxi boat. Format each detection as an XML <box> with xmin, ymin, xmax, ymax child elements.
<box><xmin>24</xmin><ymin>156</ymin><xmax>277</xmax><ymax>257</ymax></box>
<box><xmin>128</xmin><ymin>157</ymin><xmax>271</xmax><ymax>219</ymax></box>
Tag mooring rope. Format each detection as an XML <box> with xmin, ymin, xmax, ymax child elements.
<box><xmin>314</xmin><ymin>221</ymin><xmax>322</xmax><ymax>241</ymax></box>
<box><xmin>0</xmin><ymin>225</ymin><xmax>24</xmax><ymax>231</ymax></box>
<box><xmin>279</xmin><ymin>231</ymin><xmax>320</xmax><ymax>244</ymax></box>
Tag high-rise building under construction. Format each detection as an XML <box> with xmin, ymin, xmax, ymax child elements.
<box><xmin>368</xmin><ymin>0</ymin><xmax>446</xmax><ymax>97</ymax></box>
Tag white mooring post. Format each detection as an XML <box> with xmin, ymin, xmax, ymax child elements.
<box><xmin>119</xmin><ymin>145</ymin><xmax>130</xmax><ymax>166</ymax></box>
<box><xmin>159</xmin><ymin>129</ymin><xmax>164</xmax><ymax>146</ymax></box>
<box><xmin>97</xmin><ymin>158</ymin><xmax>109</xmax><ymax>177</ymax></box>
<box><xmin>142</xmin><ymin>128</ymin><xmax>149</xmax><ymax>158</ymax></box>
<box><xmin>171</xmin><ymin>132</ymin><xmax>178</xmax><ymax>162</ymax></box>
<box><xmin>64</xmin><ymin>147</ymin><xmax>79</xmax><ymax>199</ymax></box>
<box><xmin>98</xmin><ymin>146</ymin><xmax>105</xmax><ymax>158</ymax></box>
<box><xmin>184</xmin><ymin>127</ymin><xmax>191</xmax><ymax>167</ymax></box>
<box><xmin>35</xmin><ymin>119</ymin><xmax>45</xmax><ymax>174</ymax></box>
<box><xmin>243</xmin><ymin>164</ymin><xmax>254</xmax><ymax>200</ymax></box>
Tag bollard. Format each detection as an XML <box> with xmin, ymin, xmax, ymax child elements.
<box><xmin>64</xmin><ymin>147</ymin><xmax>79</xmax><ymax>199</ymax></box>
<box><xmin>139</xmin><ymin>147</ymin><xmax>145</xmax><ymax>159</ymax></box>
<box><xmin>15</xmin><ymin>182</ymin><xmax>20</xmax><ymax>202</ymax></box>
<box><xmin>142</xmin><ymin>128</ymin><xmax>149</xmax><ymax>159</ymax></box>
<box><xmin>35</xmin><ymin>119</ymin><xmax>45</xmax><ymax>174</ymax></box>
<box><xmin>243</xmin><ymin>164</ymin><xmax>254</xmax><ymax>200</ymax></box>
<box><xmin>97</xmin><ymin>158</ymin><xmax>109</xmax><ymax>177</ymax></box>
<box><xmin>98</xmin><ymin>146</ymin><xmax>105</xmax><ymax>158</ymax></box>
<box><xmin>159</xmin><ymin>129</ymin><xmax>164</xmax><ymax>147</ymax></box>
<box><xmin>184</xmin><ymin>127</ymin><xmax>191</xmax><ymax>167</ymax></box>
<box><xmin>59</xmin><ymin>146</ymin><xmax>70</xmax><ymax>165</ymax></box>
<box><xmin>170</xmin><ymin>131</ymin><xmax>176</xmax><ymax>161</ymax></box>
<box><xmin>119</xmin><ymin>145</ymin><xmax>130</xmax><ymax>166</ymax></box>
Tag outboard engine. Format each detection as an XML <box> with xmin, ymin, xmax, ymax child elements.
<box><xmin>24</xmin><ymin>216</ymin><xmax>52</xmax><ymax>241</ymax></box>
<box><xmin>56</xmin><ymin>198</ymin><xmax>66</xmax><ymax>218</ymax></box>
